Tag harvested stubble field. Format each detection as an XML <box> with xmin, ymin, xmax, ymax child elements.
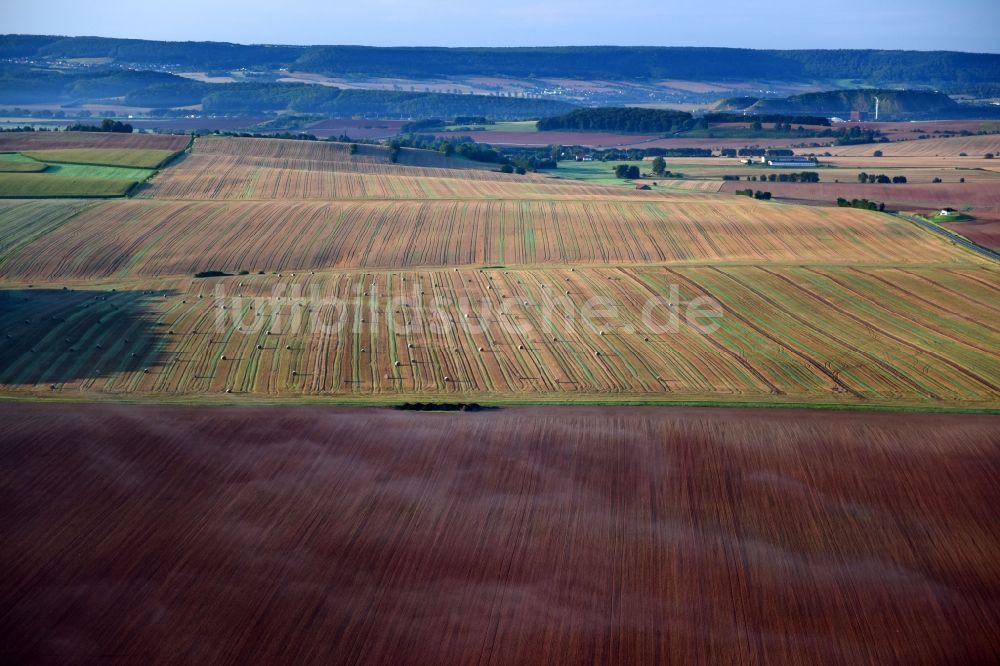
<box><xmin>1</xmin><ymin>404</ymin><xmax>998</xmax><ymax>664</ymax></box>
<box><xmin>0</xmin><ymin>264</ymin><xmax>997</xmax><ymax>408</ymax></box>
<box><xmin>814</xmin><ymin>134</ymin><xmax>1000</xmax><ymax>158</ymax></box>
<box><xmin>0</xmin><ymin>198</ymin><xmax>970</xmax><ymax>278</ymax></box>
<box><xmin>0</xmin><ymin>134</ymin><xmax>998</xmax><ymax>410</ymax></box>
<box><xmin>720</xmin><ymin>180</ymin><xmax>1000</xmax><ymax>219</ymax></box>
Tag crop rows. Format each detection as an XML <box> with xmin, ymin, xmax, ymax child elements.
<box><xmin>1</xmin><ymin>197</ymin><xmax>974</xmax><ymax>280</ymax></box>
<box><xmin>1</xmin><ymin>265</ymin><xmax>996</xmax><ymax>405</ymax></box>
<box><xmin>824</xmin><ymin>134</ymin><xmax>1000</xmax><ymax>157</ymax></box>
<box><xmin>0</xmin><ymin>131</ymin><xmax>190</xmax><ymax>153</ymax></box>
<box><xmin>140</xmin><ymin>153</ymin><xmax>646</xmax><ymax>200</ymax></box>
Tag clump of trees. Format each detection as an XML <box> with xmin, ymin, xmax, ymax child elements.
<box><xmin>65</xmin><ymin>118</ymin><xmax>134</xmax><ymax>133</ymax></box>
<box><xmin>759</xmin><ymin>171</ymin><xmax>820</xmax><ymax>183</ymax></box>
<box><xmin>735</xmin><ymin>189</ymin><xmax>772</xmax><ymax>200</ymax></box>
<box><xmin>538</xmin><ymin>107</ymin><xmax>692</xmax><ymax>133</ymax></box>
<box><xmin>837</xmin><ymin>197</ymin><xmax>885</xmax><ymax>211</ymax></box>
<box><xmin>857</xmin><ymin>173</ymin><xmax>907</xmax><ymax>184</ymax></box>
<box><xmin>614</xmin><ymin>164</ymin><xmax>641</xmax><ymax>179</ymax></box>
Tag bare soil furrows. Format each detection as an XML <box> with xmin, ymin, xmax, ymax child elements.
<box><xmin>0</xmin><ymin>131</ymin><xmax>190</xmax><ymax>152</ymax></box>
<box><xmin>2</xmin><ymin>404</ymin><xmax>998</xmax><ymax>664</ymax></box>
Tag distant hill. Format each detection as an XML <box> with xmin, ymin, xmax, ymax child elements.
<box><xmin>0</xmin><ymin>64</ymin><xmax>575</xmax><ymax>119</ymax></box>
<box><xmin>744</xmin><ymin>90</ymin><xmax>1000</xmax><ymax>120</ymax></box>
<box><xmin>708</xmin><ymin>96</ymin><xmax>760</xmax><ymax>111</ymax></box>
<box><xmin>3</xmin><ymin>36</ymin><xmax>999</xmax><ymax>88</ymax></box>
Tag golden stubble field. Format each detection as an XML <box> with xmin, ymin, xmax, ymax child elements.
<box><xmin>0</xmin><ymin>133</ymin><xmax>997</xmax><ymax>409</ymax></box>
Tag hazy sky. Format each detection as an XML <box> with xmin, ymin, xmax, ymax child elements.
<box><xmin>4</xmin><ymin>0</ymin><xmax>999</xmax><ymax>52</ymax></box>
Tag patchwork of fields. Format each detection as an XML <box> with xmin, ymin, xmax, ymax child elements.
<box><xmin>817</xmin><ymin>133</ymin><xmax>1000</xmax><ymax>158</ymax></box>
<box><xmin>0</xmin><ymin>133</ymin><xmax>187</xmax><ymax>198</ymax></box>
<box><xmin>0</xmin><ymin>132</ymin><xmax>997</xmax><ymax>408</ymax></box>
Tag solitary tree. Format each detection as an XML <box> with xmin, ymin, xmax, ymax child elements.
<box><xmin>651</xmin><ymin>156</ymin><xmax>666</xmax><ymax>176</ymax></box>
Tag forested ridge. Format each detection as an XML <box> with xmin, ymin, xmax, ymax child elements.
<box><xmin>4</xmin><ymin>36</ymin><xmax>998</xmax><ymax>85</ymax></box>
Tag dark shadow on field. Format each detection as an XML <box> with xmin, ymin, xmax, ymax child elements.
<box><xmin>0</xmin><ymin>288</ymin><xmax>176</xmax><ymax>386</ymax></box>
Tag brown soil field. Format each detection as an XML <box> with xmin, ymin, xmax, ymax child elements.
<box><xmin>458</xmin><ymin>131</ymin><xmax>827</xmax><ymax>150</ymax></box>
<box><xmin>851</xmin><ymin>120</ymin><xmax>998</xmax><ymax>141</ymax></box>
<box><xmin>305</xmin><ymin>118</ymin><xmax>408</xmax><ymax>139</ymax></box>
<box><xmin>944</xmin><ymin>219</ymin><xmax>1000</xmax><ymax>250</ymax></box>
<box><xmin>186</xmin><ymin>135</ymin><xmax>497</xmax><ymax>171</ymax></box>
<box><xmin>0</xmin><ymin>130</ymin><xmax>190</xmax><ymax>153</ymax></box>
<box><xmin>129</xmin><ymin>117</ymin><xmax>267</xmax><ymax>132</ymax></box>
<box><xmin>1</xmin><ymin>404</ymin><xmax>997</xmax><ymax>664</ymax></box>
<box><xmin>621</xmin><ymin>137</ymin><xmax>825</xmax><ymax>150</ymax></box>
<box><xmin>434</xmin><ymin>130</ymin><xmax>661</xmax><ymax>148</ymax></box>
<box><xmin>720</xmin><ymin>180</ymin><xmax>1000</xmax><ymax>233</ymax></box>
<box><xmin>816</xmin><ymin>134</ymin><xmax>1000</xmax><ymax>158</ymax></box>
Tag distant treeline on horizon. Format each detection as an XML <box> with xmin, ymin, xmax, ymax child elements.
<box><xmin>3</xmin><ymin>35</ymin><xmax>999</xmax><ymax>86</ymax></box>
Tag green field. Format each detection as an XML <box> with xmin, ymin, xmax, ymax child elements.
<box><xmin>20</xmin><ymin>148</ymin><xmax>180</xmax><ymax>169</ymax></box>
<box><xmin>540</xmin><ymin>159</ymin><xmax>649</xmax><ymax>186</ymax></box>
<box><xmin>41</xmin><ymin>162</ymin><xmax>156</xmax><ymax>181</ymax></box>
<box><xmin>0</xmin><ymin>173</ymin><xmax>138</xmax><ymax>197</ymax></box>
<box><xmin>930</xmin><ymin>211</ymin><xmax>974</xmax><ymax>222</ymax></box>
<box><xmin>0</xmin><ymin>153</ymin><xmax>48</xmax><ymax>173</ymax></box>
<box><xmin>440</xmin><ymin>120</ymin><xmax>539</xmax><ymax>132</ymax></box>
<box><xmin>0</xmin><ymin>154</ymin><xmax>156</xmax><ymax>198</ymax></box>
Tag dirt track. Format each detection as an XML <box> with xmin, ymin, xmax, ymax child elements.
<box><xmin>1</xmin><ymin>404</ymin><xmax>998</xmax><ymax>664</ymax></box>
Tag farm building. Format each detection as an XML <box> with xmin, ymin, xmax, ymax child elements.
<box><xmin>635</xmin><ymin>183</ymin><xmax>651</xmax><ymax>190</ymax></box>
<box><xmin>767</xmin><ymin>156</ymin><xmax>818</xmax><ymax>168</ymax></box>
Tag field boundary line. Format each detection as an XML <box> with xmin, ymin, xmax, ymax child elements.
<box><xmin>890</xmin><ymin>212</ymin><xmax>1000</xmax><ymax>263</ymax></box>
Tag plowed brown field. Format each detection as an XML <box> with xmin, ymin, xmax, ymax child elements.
<box><xmin>2</xmin><ymin>404</ymin><xmax>997</xmax><ymax>664</ymax></box>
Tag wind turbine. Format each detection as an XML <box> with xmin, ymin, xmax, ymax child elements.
<box><xmin>874</xmin><ymin>95</ymin><xmax>880</xmax><ymax>121</ymax></box>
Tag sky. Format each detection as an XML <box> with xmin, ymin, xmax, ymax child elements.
<box><xmin>3</xmin><ymin>0</ymin><xmax>999</xmax><ymax>53</ymax></box>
